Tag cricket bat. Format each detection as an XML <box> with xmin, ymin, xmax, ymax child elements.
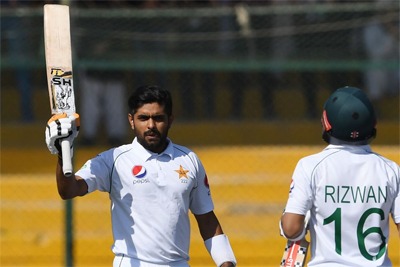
<box><xmin>280</xmin><ymin>238</ymin><xmax>309</xmax><ymax>267</ymax></box>
<box><xmin>44</xmin><ymin>4</ymin><xmax>76</xmax><ymax>176</ymax></box>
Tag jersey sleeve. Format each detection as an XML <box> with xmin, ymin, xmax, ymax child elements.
<box><xmin>391</xmin><ymin>162</ymin><xmax>400</xmax><ymax>224</ymax></box>
<box><xmin>189</xmin><ymin>153</ymin><xmax>214</xmax><ymax>215</ymax></box>
<box><xmin>75</xmin><ymin>150</ymin><xmax>113</xmax><ymax>193</ymax></box>
<box><xmin>284</xmin><ymin>158</ymin><xmax>313</xmax><ymax>215</ymax></box>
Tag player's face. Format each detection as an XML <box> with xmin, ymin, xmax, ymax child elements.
<box><xmin>128</xmin><ymin>102</ymin><xmax>173</xmax><ymax>154</ymax></box>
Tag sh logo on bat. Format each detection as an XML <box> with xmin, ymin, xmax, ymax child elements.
<box><xmin>50</xmin><ymin>68</ymin><xmax>74</xmax><ymax>111</ymax></box>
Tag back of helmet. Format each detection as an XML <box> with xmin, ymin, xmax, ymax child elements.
<box><xmin>321</xmin><ymin>86</ymin><xmax>377</xmax><ymax>145</ymax></box>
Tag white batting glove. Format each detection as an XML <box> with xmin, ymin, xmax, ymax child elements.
<box><xmin>45</xmin><ymin>113</ymin><xmax>80</xmax><ymax>155</ymax></box>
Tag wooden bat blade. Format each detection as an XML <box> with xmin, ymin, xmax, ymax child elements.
<box><xmin>44</xmin><ymin>4</ymin><xmax>75</xmax><ymax>115</ymax></box>
<box><xmin>44</xmin><ymin>4</ymin><xmax>75</xmax><ymax>176</ymax></box>
<box><xmin>280</xmin><ymin>239</ymin><xmax>309</xmax><ymax>267</ymax></box>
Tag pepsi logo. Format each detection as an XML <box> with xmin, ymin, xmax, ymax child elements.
<box><xmin>132</xmin><ymin>165</ymin><xmax>147</xmax><ymax>178</ymax></box>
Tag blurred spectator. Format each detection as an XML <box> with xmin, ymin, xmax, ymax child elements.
<box><xmin>228</xmin><ymin>1</ymin><xmax>250</xmax><ymax>120</ymax></box>
<box><xmin>297</xmin><ymin>0</ymin><xmax>352</xmax><ymax>118</ymax></box>
<box><xmin>75</xmin><ymin>0</ymin><xmax>129</xmax><ymax>146</ymax></box>
<box><xmin>1</xmin><ymin>0</ymin><xmax>38</xmax><ymax>122</ymax></box>
<box><xmin>228</xmin><ymin>71</ymin><xmax>246</xmax><ymax>120</ymax></box>
<box><xmin>259</xmin><ymin>0</ymin><xmax>296</xmax><ymax>119</ymax></box>
<box><xmin>177</xmin><ymin>0</ymin><xmax>218</xmax><ymax>120</ymax></box>
<box><xmin>363</xmin><ymin>3</ymin><xmax>399</xmax><ymax>102</ymax></box>
<box><xmin>180</xmin><ymin>71</ymin><xmax>215</xmax><ymax>120</ymax></box>
<box><xmin>301</xmin><ymin>71</ymin><xmax>348</xmax><ymax>119</ymax></box>
<box><xmin>217</xmin><ymin>0</ymin><xmax>243</xmax><ymax>120</ymax></box>
<box><xmin>79</xmin><ymin>71</ymin><xmax>127</xmax><ymax>146</ymax></box>
<box><xmin>130</xmin><ymin>0</ymin><xmax>168</xmax><ymax>92</ymax></box>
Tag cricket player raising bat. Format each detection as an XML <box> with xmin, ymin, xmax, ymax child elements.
<box><xmin>45</xmin><ymin>85</ymin><xmax>236</xmax><ymax>267</ymax></box>
<box><xmin>280</xmin><ymin>86</ymin><xmax>400</xmax><ymax>267</ymax></box>
<box><xmin>43</xmin><ymin>5</ymin><xmax>235</xmax><ymax>266</ymax></box>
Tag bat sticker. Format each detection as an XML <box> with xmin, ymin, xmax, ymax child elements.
<box><xmin>280</xmin><ymin>239</ymin><xmax>309</xmax><ymax>267</ymax></box>
<box><xmin>50</xmin><ymin>68</ymin><xmax>75</xmax><ymax>113</ymax></box>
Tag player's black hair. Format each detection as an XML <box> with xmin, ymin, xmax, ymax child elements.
<box><xmin>128</xmin><ymin>85</ymin><xmax>173</xmax><ymax>116</ymax></box>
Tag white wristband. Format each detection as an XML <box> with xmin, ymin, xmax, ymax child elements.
<box><xmin>205</xmin><ymin>234</ymin><xmax>236</xmax><ymax>267</ymax></box>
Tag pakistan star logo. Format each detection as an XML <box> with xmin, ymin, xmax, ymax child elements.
<box><xmin>175</xmin><ymin>165</ymin><xmax>189</xmax><ymax>179</ymax></box>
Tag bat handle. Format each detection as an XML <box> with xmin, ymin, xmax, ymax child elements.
<box><xmin>61</xmin><ymin>139</ymin><xmax>73</xmax><ymax>177</ymax></box>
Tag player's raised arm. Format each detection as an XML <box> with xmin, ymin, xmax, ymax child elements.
<box><xmin>45</xmin><ymin>113</ymin><xmax>87</xmax><ymax>199</ymax></box>
<box><xmin>55</xmin><ymin>156</ymin><xmax>88</xmax><ymax>199</ymax></box>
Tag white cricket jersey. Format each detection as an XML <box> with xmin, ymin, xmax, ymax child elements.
<box><xmin>284</xmin><ymin>144</ymin><xmax>400</xmax><ymax>267</ymax></box>
<box><xmin>75</xmin><ymin>138</ymin><xmax>214</xmax><ymax>264</ymax></box>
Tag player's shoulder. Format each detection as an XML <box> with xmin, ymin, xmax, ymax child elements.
<box><xmin>298</xmin><ymin>146</ymin><xmax>339</xmax><ymax>163</ymax></box>
<box><xmin>371</xmin><ymin>151</ymin><xmax>400</xmax><ymax>172</ymax></box>
<box><xmin>170</xmin><ymin>142</ymin><xmax>202</xmax><ymax>165</ymax></box>
<box><xmin>171</xmin><ymin>142</ymin><xmax>195</xmax><ymax>156</ymax></box>
<box><xmin>114</xmin><ymin>143</ymin><xmax>133</xmax><ymax>152</ymax></box>
<box><xmin>370</xmin><ymin>149</ymin><xmax>398</xmax><ymax>163</ymax></box>
<box><xmin>97</xmin><ymin>144</ymin><xmax>133</xmax><ymax>159</ymax></box>
<box><xmin>301</xmin><ymin>144</ymin><xmax>372</xmax><ymax>161</ymax></box>
<box><xmin>170</xmin><ymin>143</ymin><xmax>204</xmax><ymax>172</ymax></box>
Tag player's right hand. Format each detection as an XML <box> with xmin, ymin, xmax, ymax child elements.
<box><xmin>45</xmin><ymin>113</ymin><xmax>80</xmax><ymax>155</ymax></box>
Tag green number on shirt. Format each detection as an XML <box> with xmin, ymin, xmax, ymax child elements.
<box><xmin>357</xmin><ymin>208</ymin><xmax>386</xmax><ymax>261</ymax></box>
<box><xmin>323</xmin><ymin>207</ymin><xmax>386</xmax><ymax>261</ymax></box>
<box><xmin>323</xmin><ymin>207</ymin><xmax>342</xmax><ymax>254</ymax></box>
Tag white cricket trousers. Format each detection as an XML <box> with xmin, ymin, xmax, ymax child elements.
<box><xmin>113</xmin><ymin>255</ymin><xmax>189</xmax><ymax>267</ymax></box>
<box><xmin>81</xmin><ymin>75</ymin><xmax>126</xmax><ymax>139</ymax></box>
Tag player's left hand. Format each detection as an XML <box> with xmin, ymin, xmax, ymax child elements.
<box><xmin>45</xmin><ymin>113</ymin><xmax>80</xmax><ymax>155</ymax></box>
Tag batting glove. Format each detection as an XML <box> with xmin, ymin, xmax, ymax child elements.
<box><xmin>45</xmin><ymin>113</ymin><xmax>80</xmax><ymax>155</ymax></box>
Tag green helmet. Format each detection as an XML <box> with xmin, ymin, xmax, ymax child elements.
<box><xmin>321</xmin><ymin>86</ymin><xmax>377</xmax><ymax>145</ymax></box>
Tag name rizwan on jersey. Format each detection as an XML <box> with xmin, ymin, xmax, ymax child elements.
<box><xmin>325</xmin><ymin>185</ymin><xmax>387</xmax><ymax>204</ymax></box>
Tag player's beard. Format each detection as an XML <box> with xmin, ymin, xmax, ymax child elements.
<box><xmin>136</xmin><ymin>128</ymin><xmax>169</xmax><ymax>153</ymax></box>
